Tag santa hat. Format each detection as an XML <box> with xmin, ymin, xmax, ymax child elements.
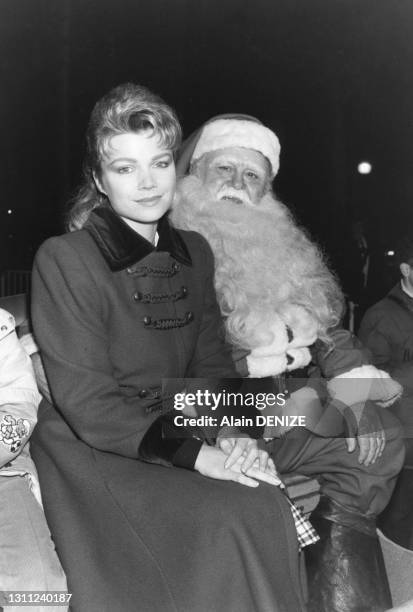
<box><xmin>176</xmin><ymin>113</ymin><xmax>281</xmax><ymax>179</ymax></box>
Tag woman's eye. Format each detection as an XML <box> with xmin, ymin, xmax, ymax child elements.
<box><xmin>246</xmin><ymin>171</ymin><xmax>259</xmax><ymax>180</ymax></box>
<box><xmin>117</xmin><ymin>166</ymin><xmax>133</xmax><ymax>174</ymax></box>
<box><xmin>155</xmin><ymin>159</ymin><xmax>172</xmax><ymax>168</ymax></box>
<box><xmin>218</xmin><ymin>165</ymin><xmax>231</xmax><ymax>172</ymax></box>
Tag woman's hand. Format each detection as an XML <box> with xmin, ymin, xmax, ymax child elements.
<box><xmin>217</xmin><ymin>434</ymin><xmax>283</xmax><ymax>486</ymax></box>
<box><xmin>195</xmin><ymin>443</ymin><xmax>283</xmax><ymax>488</ymax></box>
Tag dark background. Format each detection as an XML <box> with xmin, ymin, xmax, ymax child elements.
<box><xmin>1</xmin><ymin>0</ymin><xmax>413</xmax><ymax>300</ymax></box>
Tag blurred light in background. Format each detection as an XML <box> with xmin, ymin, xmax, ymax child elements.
<box><xmin>357</xmin><ymin>162</ymin><xmax>372</xmax><ymax>175</ymax></box>
<box><xmin>386</xmin><ymin>250</ymin><xmax>395</xmax><ymax>256</ymax></box>
<box><xmin>7</xmin><ymin>209</ymin><xmax>12</xmax><ymax>214</ymax></box>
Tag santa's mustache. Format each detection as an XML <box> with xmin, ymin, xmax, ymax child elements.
<box><xmin>216</xmin><ymin>186</ymin><xmax>253</xmax><ymax>207</ymax></box>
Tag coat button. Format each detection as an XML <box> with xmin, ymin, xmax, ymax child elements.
<box><xmin>143</xmin><ymin>316</ymin><xmax>152</xmax><ymax>326</ymax></box>
<box><xmin>133</xmin><ymin>292</ymin><xmax>142</xmax><ymax>302</ymax></box>
<box><xmin>138</xmin><ymin>389</ymin><xmax>149</xmax><ymax>398</ymax></box>
<box><xmin>186</xmin><ymin>311</ymin><xmax>194</xmax><ymax>322</ymax></box>
<box><xmin>173</xmin><ymin>262</ymin><xmax>179</xmax><ymax>272</ymax></box>
<box><xmin>181</xmin><ymin>286</ymin><xmax>188</xmax><ymax>297</ymax></box>
<box><xmin>126</xmin><ymin>267</ymin><xmax>133</xmax><ymax>274</ymax></box>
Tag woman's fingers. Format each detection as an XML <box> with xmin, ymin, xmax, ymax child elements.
<box><xmin>224</xmin><ymin>438</ymin><xmax>250</xmax><ymax>469</ymax></box>
<box><xmin>267</xmin><ymin>457</ymin><xmax>278</xmax><ymax>476</ymax></box>
<box><xmin>224</xmin><ymin>444</ymin><xmax>246</xmax><ymax>469</ymax></box>
<box><xmin>218</xmin><ymin>438</ymin><xmax>235</xmax><ymax>455</ymax></box>
<box><xmin>378</xmin><ymin>430</ymin><xmax>386</xmax><ymax>457</ymax></box>
<box><xmin>235</xmin><ymin>473</ymin><xmax>260</xmax><ymax>488</ymax></box>
<box><xmin>240</xmin><ymin>446</ymin><xmax>260</xmax><ymax>473</ymax></box>
<box><xmin>231</xmin><ymin>456</ymin><xmax>283</xmax><ymax>488</ymax></box>
<box><xmin>258</xmin><ymin>449</ymin><xmax>268</xmax><ymax>472</ymax></box>
<box><xmin>246</xmin><ymin>466</ymin><xmax>283</xmax><ymax>487</ymax></box>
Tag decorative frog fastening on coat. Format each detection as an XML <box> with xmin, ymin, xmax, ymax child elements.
<box><xmin>126</xmin><ymin>261</ymin><xmax>181</xmax><ymax>277</ymax></box>
<box><xmin>142</xmin><ymin>311</ymin><xmax>194</xmax><ymax>330</ymax></box>
<box><xmin>132</xmin><ymin>286</ymin><xmax>188</xmax><ymax>304</ymax></box>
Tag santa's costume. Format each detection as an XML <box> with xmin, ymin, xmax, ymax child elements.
<box><xmin>171</xmin><ymin>114</ymin><xmax>405</xmax><ymax>612</ymax></box>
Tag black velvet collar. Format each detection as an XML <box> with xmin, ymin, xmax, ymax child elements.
<box><xmin>84</xmin><ymin>206</ymin><xmax>192</xmax><ymax>272</ymax></box>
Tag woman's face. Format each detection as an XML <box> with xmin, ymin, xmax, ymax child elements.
<box><xmin>95</xmin><ymin>131</ymin><xmax>176</xmax><ymax>237</ymax></box>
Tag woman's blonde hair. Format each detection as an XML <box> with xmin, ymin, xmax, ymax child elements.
<box><xmin>66</xmin><ymin>83</ymin><xmax>182</xmax><ymax>231</ymax></box>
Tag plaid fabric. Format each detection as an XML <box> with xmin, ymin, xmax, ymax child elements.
<box><xmin>286</xmin><ymin>497</ymin><xmax>319</xmax><ymax>549</ymax></box>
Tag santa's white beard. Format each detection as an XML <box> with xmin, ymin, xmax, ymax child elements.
<box><xmin>170</xmin><ymin>175</ymin><xmax>343</xmax><ymax>350</ymax></box>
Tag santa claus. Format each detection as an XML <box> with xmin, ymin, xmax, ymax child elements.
<box><xmin>171</xmin><ymin>114</ymin><xmax>405</xmax><ymax>612</ymax></box>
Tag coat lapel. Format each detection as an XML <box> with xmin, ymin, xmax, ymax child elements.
<box><xmin>85</xmin><ymin>206</ymin><xmax>192</xmax><ymax>272</ymax></box>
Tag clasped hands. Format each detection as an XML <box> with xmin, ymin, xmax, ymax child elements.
<box><xmin>180</xmin><ymin>389</ymin><xmax>283</xmax><ymax>489</ymax></box>
<box><xmin>195</xmin><ymin>433</ymin><xmax>283</xmax><ymax>489</ymax></box>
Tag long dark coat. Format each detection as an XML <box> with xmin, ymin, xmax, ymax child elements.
<box><xmin>359</xmin><ymin>282</ymin><xmax>413</xmax><ymax>439</ymax></box>
<box><xmin>31</xmin><ymin>207</ymin><xmax>305</xmax><ymax>612</ymax></box>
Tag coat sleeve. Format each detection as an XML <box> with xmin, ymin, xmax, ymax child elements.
<box><xmin>311</xmin><ymin>327</ymin><xmax>370</xmax><ymax>379</ymax></box>
<box><xmin>312</xmin><ymin>324</ymin><xmax>403</xmax><ymax>410</ymax></box>
<box><xmin>359</xmin><ymin>307</ymin><xmax>413</xmax><ymax>393</ymax></box>
<box><xmin>0</xmin><ymin>309</ymin><xmax>40</xmax><ymax>468</ymax></box>
<box><xmin>32</xmin><ymin>238</ymin><xmax>178</xmax><ymax>459</ymax></box>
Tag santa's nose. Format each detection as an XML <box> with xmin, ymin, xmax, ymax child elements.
<box><xmin>230</xmin><ymin>169</ymin><xmax>244</xmax><ymax>190</ymax></box>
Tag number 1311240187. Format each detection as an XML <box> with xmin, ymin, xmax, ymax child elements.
<box><xmin>0</xmin><ymin>591</ymin><xmax>72</xmax><ymax>606</ymax></box>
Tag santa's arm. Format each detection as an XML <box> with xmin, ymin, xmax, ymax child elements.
<box><xmin>312</xmin><ymin>328</ymin><xmax>403</xmax><ymax>408</ymax></box>
<box><xmin>312</xmin><ymin>328</ymin><xmax>368</xmax><ymax>377</ymax></box>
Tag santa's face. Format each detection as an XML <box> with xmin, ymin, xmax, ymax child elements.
<box><xmin>195</xmin><ymin>147</ymin><xmax>270</xmax><ymax>207</ymax></box>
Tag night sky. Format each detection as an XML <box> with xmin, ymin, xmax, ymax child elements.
<box><xmin>1</xmin><ymin>0</ymin><xmax>413</xmax><ymax>289</ymax></box>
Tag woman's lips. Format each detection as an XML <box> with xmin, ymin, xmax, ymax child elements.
<box><xmin>134</xmin><ymin>195</ymin><xmax>161</xmax><ymax>204</ymax></box>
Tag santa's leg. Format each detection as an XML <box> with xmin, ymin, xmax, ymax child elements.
<box><xmin>268</xmin><ymin>407</ymin><xmax>405</xmax><ymax>612</ymax></box>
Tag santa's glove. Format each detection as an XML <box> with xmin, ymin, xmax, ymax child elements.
<box><xmin>327</xmin><ymin>364</ymin><xmax>403</xmax><ymax>409</ymax></box>
<box><xmin>246</xmin><ymin>315</ymin><xmax>289</xmax><ymax>377</ymax></box>
<box><xmin>280</xmin><ymin>306</ymin><xmax>317</xmax><ymax>372</ymax></box>
<box><xmin>246</xmin><ymin>310</ymin><xmax>314</xmax><ymax>377</ymax></box>
<box><xmin>285</xmin><ymin>347</ymin><xmax>312</xmax><ymax>372</ymax></box>
<box><xmin>279</xmin><ymin>305</ymin><xmax>318</xmax><ymax>349</ymax></box>
<box><xmin>247</xmin><ymin>352</ymin><xmax>288</xmax><ymax>378</ymax></box>
<box><xmin>247</xmin><ymin>345</ymin><xmax>313</xmax><ymax>378</ymax></box>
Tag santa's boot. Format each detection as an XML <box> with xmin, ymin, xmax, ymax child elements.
<box><xmin>305</xmin><ymin>496</ymin><xmax>392</xmax><ymax>612</ymax></box>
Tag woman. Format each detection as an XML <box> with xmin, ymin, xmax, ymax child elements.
<box><xmin>30</xmin><ymin>83</ymin><xmax>306</xmax><ymax>612</ymax></box>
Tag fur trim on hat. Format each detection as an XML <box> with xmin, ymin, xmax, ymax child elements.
<box><xmin>191</xmin><ymin>119</ymin><xmax>281</xmax><ymax>178</ymax></box>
